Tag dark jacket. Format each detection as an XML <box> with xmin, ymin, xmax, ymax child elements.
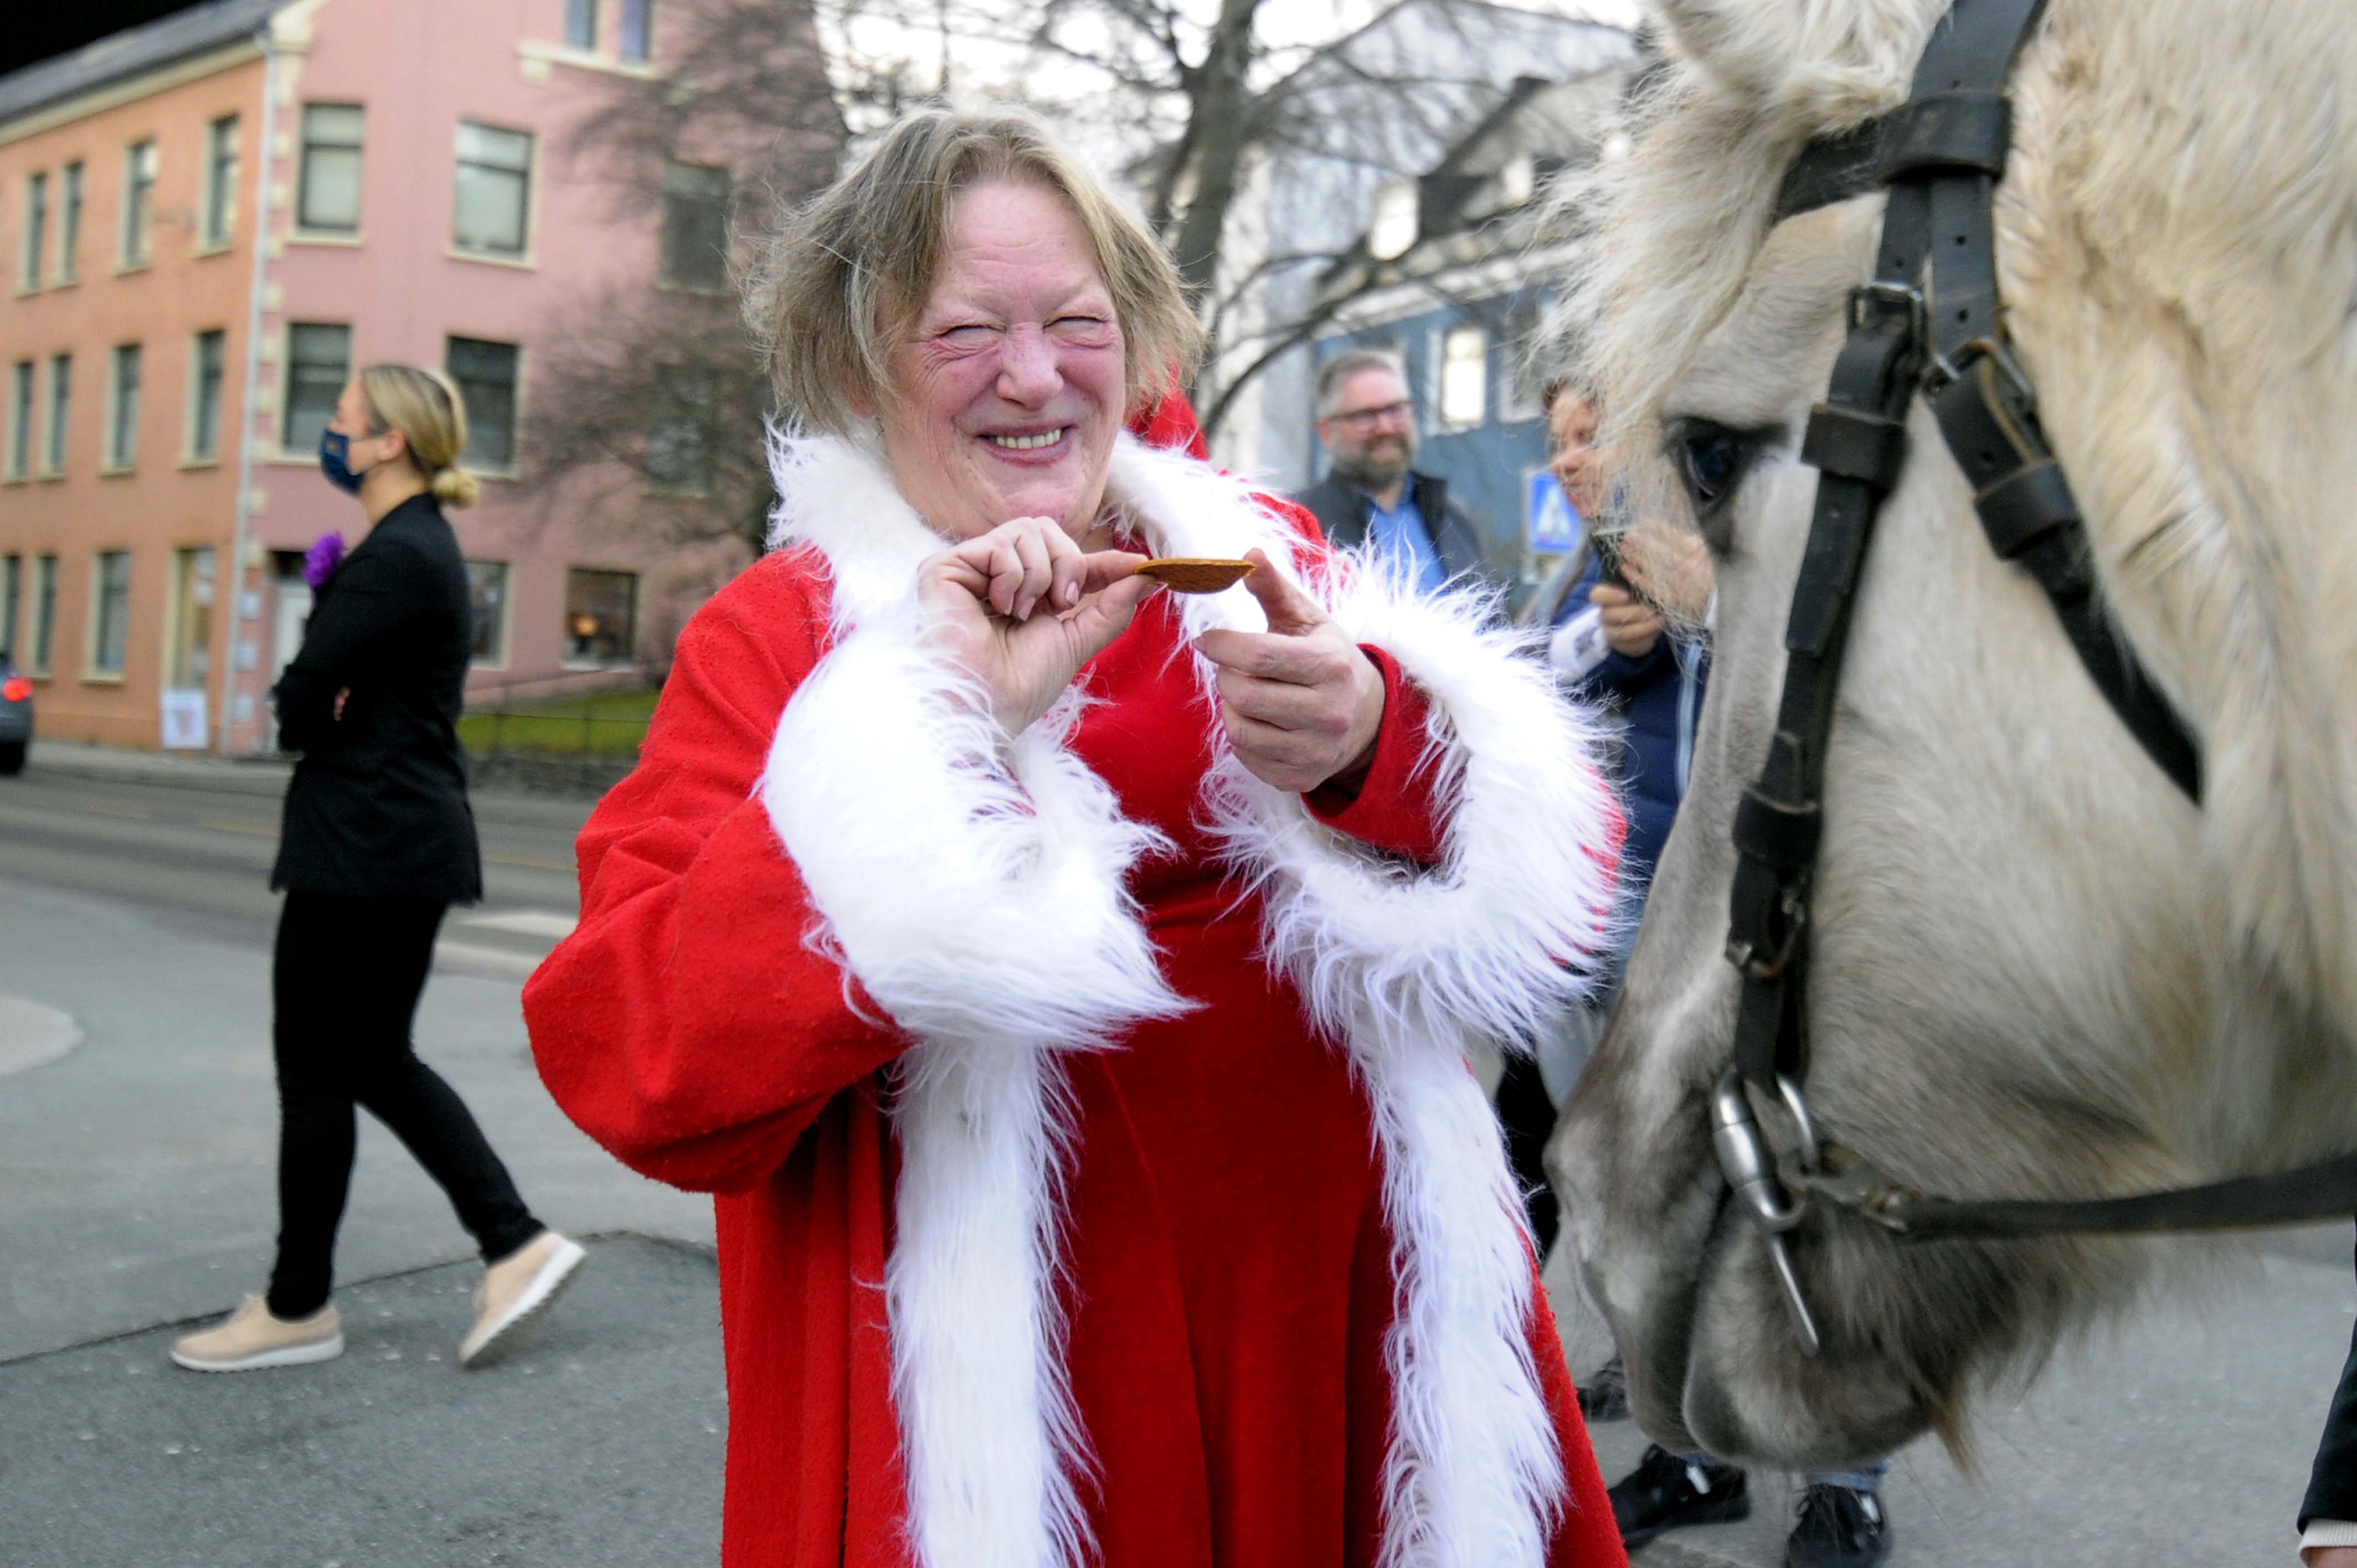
<box><xmin>1293</xmin><ymin>469</ymin><xmax>1493</xmax><ymax>587</ymax></box>
<box><xmin>2303</xmin><ymin>1248</ymin><xmax>2357</xmax><ymax>1530</ymax></box>
<box><xmin>1553</xmin><ymin>550</ymin><xmax>1709</xmax><ymax>889</ymax></box>
<box><xmin>270</xmin><ymin>493</ymin><xmax>482</xmax><ymax>903</ymax></box>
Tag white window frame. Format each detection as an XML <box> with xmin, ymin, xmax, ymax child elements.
<box><xmin>86</xmin><ymin>548</ymin><xmax>133</xmax><ymax>681</ymax></box>
<box><xmin>20</xmin><ymin>171</ymin><xmax>48</xmax><ymax>290</ymax></box>
<box><xmin>1437</xmin><ymin>323</ymin><xmax>1488</xmax><ymax>431</ymax></box>
<box><xmin>295</xmin><ymin>104</ymin><xmax>365</xmax><ymax>239</ymax></box>
<box><xmin>186</xmin><ymin>329</ymin><xmax>228</xmax><ymax>464</ymax></box>
<box><xmin>277</xmin><ymin>321</ymin><xmax>351</xmax><ymax>460</ymax></box>
<box><xmin>42</xmin><ymin>354</ymin><xmax>70</xmax><ymax>477</ymax></box>
<box><xmin>465</xmin><ymin>559</ymin><xmax>513</xmax><ymax>669</ymax></box>
<box><xmin>120</xmin><ymin>140</ymin><xmax>157</xmax><ymax>269</ymax></box>
<box><xmin>5</xmin><ymin>360</ymin><xmax>32</xmax><ymax>481</ymax></box>
<box><xmin>202</xmin><ymin>115</ymin><xmax>240</xmax><ymax>251</ymax></box>
<box><xmin>450</xmin><ymin>121</ymin><xmax>538</xmax><ymax>264</ymax></box>
<box><xmin>103</xmin><ymin>344</ymin><xmax>143</xmax><ymax>474</ymax></box>
<box><xmin>56</xmin><ymin>161</ymin><xmax>83</xmax><ymax>283</ymax></box>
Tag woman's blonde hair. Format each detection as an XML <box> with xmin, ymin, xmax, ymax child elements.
<box><xmin>743</xmin><ymin>109</ymin><xmax>1204</xmax><ymax>435</ymax></box>
<box><xmin>358</xmin><ymin>363</ymin><xmax>480</xmax><ymax>508</ymax></box>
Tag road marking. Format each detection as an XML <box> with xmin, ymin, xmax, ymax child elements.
<box><xmin>197</xmin><ymin>819</ymin><xmax>279</xmax><ymax>838</ymax></box>
<box><xmin>457</xmin><ymin>910</ymin><xmax>578</xmax><ymax>940</ymax></box>
<box><xmin>431</xmin><ymin>940</ymin><xmax>545</xmax><ymax>982</ymax></box>
<box><xmin>486</xmin><ymin>852</ymin><xmax>574</xmax><ymax>871</ymax></box>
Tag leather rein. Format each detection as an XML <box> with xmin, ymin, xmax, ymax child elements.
<box><xmin>1706</xmin><ymin>0</ymin><xmax>2357</xmax><ymax>1356</ymax></box>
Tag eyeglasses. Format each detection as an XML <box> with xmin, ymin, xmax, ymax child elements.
<box><xmin>1329</xmin><ymin>399</ymin><xmax>1413</xmax><ymax>432</ymax></box>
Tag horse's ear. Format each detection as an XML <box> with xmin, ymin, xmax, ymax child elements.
<box><xmin>1655</xmin><ymin>0</ymin><xmax>1937</xmax><ymax>124</ymax></box>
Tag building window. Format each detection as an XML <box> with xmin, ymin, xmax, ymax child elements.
<box><xmin>90</xmin><ymin>550</ymin><xmax>132</xmax><ymax>676</ymax></box>
<box><xmin>121</xmin><ymin>141</ymin><xmax>157</xmax><ymax>266</ymax></box>
<box><xmin>6</xmin><ymin>361</ymin><xmax>29</xmax><ymax>480</ymax></box>
<box><xmin>106</xmin><ymin>345</ymin><xmax>142</xmax><ymax>470</ymax></box>
<box><xmin>446</xmin><ymin>337</ymin><xmax>519</xmax><ymax>471</ymax></box>
<box><xmin>31</xmin><ymin>556</ymin><xmax>58</xmax><ymax>675</ymax></box>
<box><xmin>646</xmin><ymin>364</ymin><xmax>714</xmax><ymax>492</ymax></box>
<box><xmin>1437</xmin><ymin>323</ymin><xmax>1486</xmax><ymax>430</ymax></box>
<box><xmin>566</xmin><ymin>0</ymin><xmax>599</xmax><ymax>49</ymax></box>
<box><xmin>1368</xmin><ymin>179</ymin><xmax>1417</xmax><ymax>262</ymax></box>
<box><xmin>1</xmin><ymin>554</ymin><xmax>18</xmax><ymax>661</ymax></box>
<box><xmin>660</xmin><ymin>161</ymin><xmax>730</xmax><ymax>291</ymax></box>
<box><xmin>58</xmin><ymin>162</ymin><xmax>83</xmax><ymax>282</ymax></box>
<box><xmin>564</xmin><ymin>569</ymin><xmax>637</xmax><ymax>666</ymax></box>
<box><xmin>297</xmin><ymin>105</ymin><xmax>364</xmax><ymax>234</ymax></box>
<box><xmin>20</xmin><ymin>172</ymin><xmax>47</xmax><ymax>287</ymax></box>
<box><xmin>282</xmin><ymin>323</ymin><xmax>350</xmax><ymax>455</ymax></box>
<box><xmin>619</xmin><ymin>0</ymin><xmax>655</xmax><ymax>63</ymax></box>
<box><xmin>1498</xmin><ymin>298</ymin><xmax>1546</xmax><ymax>425</ymax></box>
<box><xmin>466</xmin><ymin>560</ymin><xmax>510</xmax><ymax>666</ymax></box>
<box><xmin>169</xmin><ymin>548</ymin><xmax>216</xmax><ymax>688</ymax></box>
<box><xmin>43</xmin><ymin>355</ymin><xmax>69</xmax><ymax>474</ymax></box>
<box><xmin>452</xmin><ymin>122</ymin><xmax>533</xmax><ymax>258</ymax></box>
<box><xmin>203</xmin><ymin>116</ymin><xmax>239</xmax><ymax>247</ymax></box>
<box><xmin>190</xmin><ymin>330</ymin><xmax>227</xmax><ymax>461</ymax></box>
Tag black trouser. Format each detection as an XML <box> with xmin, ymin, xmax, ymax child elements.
<box><xmin>1496</xmin><ymin>1051</ymin><xmax>1561</xmax><ymax>1258</ymax></box>
<box><xmin>266</xmin><ymin>889</ymin><xmax>541</xmax><ymax>1319</ymax></box>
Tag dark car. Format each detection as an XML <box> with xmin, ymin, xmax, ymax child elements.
<box><xmin>0</xmin><ymin>651</ymin><xmax>32</xmax><ymax>775</ymax></box>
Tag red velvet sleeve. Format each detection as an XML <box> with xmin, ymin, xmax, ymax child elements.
<box><xmin>1303</xmin><ymin>645</ymin><xmax>1447</xmax><ymax>865</ymax></box>
<box><xmin>523</xmin><ymin>558</ymin><xmax>907</xmax><ymax>1194</ymax></box>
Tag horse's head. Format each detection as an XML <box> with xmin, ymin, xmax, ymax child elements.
<box><xmin>1552</xmin><ymin>0</ymin><xmax>2357</xmax><ymax>1469</ymax></box>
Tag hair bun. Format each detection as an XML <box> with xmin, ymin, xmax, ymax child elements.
<box><xmin>431</xmin><ymin>465</ymin><xmax>481</xmax><ymax>508</ymax></box>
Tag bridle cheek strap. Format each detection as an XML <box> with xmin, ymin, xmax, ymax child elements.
<box><xmin>1710</xmin><ymin>0</ymin><xmax>2338</xmax><ymax>1359</ymax></box>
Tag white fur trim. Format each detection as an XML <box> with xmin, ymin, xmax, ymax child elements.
<box><xmin>760</xmin><ymin>602</ymin><xmax>1186</xmax><ymax>1568</ymax></box>
<box><xmin>758</xmin><ymin>429</ymin><xmax>1620</xmax><ymax>1568</ymax></box>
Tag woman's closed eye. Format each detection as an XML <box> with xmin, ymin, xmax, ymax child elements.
<box><xmin>1665</xmin><ymin>416</ymin><xmax>1778</xmax><ymax>551</ymax></box>
<box><xmin>938</xmin><ymin>323</ymin><xmax>1001</xmax><ymax>349</ymax></box>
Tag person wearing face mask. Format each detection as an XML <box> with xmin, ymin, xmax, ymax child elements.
<box><xmin>172</xmin><ymin>364</ymin><xmax>583</xmax><ymax>1376</ymax></box>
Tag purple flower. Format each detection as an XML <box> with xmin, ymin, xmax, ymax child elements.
<box><xmin>302</xmin><ymin>532</ymin><xmax>346</xmax><ymax>590</ymax></box>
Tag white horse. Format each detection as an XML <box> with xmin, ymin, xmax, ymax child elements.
<box><xmin>1548</xmin><ymin>0</ymin><xmax>2357</xmax><ymax>1468</ymax></box>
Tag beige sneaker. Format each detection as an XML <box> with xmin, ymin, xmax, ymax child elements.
<box><xmin>460</xmin><ymin>1230</ymin><xmax>586</xmax><ymax>1369</ymax></box>
<box><xmin>171</xmin><ymin>1294</ymin><xmax>344</xmax><ymax>1373</ymax></box>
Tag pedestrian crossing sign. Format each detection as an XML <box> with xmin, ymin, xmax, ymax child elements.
<box><xmin>1526</xmin><ymin>469</ymin><xmax>1581</xmax><ymax>555</ymax></box>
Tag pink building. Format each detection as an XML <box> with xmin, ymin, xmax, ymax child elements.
<box><xmin>1</xmin><ymin>0</ymin><xmax>799</xmax><ymax>752</ymax></box>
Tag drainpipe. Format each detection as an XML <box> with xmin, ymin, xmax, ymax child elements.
<box><xmin>219</xmin><ymin>21</ymin><xmax>280</xmax><ymax>757</ymax></box>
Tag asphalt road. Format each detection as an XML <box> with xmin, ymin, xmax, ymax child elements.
<box><xmin>0</xmin><ymin>754</ymin><xmax>593</xmax><ymax>977</ymax></box>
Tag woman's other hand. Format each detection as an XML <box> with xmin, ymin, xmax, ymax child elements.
<box><xmin>1196</xmin><ymin>548</ymin><xmax>1385</xmax><ymax>793</ymax></box>
<box><xmin>1588</xmin><ymin>581</ymin><xmax>1668</xmax><ymax>659</ymax></box>
<box><xmin>918</xmin><ymin>514</ymin><xmax>1161</xmax><ymax>735</ymax></box>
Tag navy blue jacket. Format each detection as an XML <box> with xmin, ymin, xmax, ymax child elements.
<box><xmin>1551</xmin><ymin>553</ymin><xmax>1709</xmax><ymax>890</ymax></box>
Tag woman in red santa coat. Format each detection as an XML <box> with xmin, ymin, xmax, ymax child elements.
<box><xmin>524</xmin><ymin>108</ymin><xmax>1629</xmax><ymax>1568</ymax></box>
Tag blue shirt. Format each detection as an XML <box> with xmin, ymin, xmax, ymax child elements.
<box><xmin>1366</xmin><ymin>493</ymin><xmax>1451</xmax><ymax>596</ymax></box>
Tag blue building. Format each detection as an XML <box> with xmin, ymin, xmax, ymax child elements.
<box><xmin>1306</xmin><ymin>69</ymin><xmax>1628</xmax><ymax>608</ymax></box>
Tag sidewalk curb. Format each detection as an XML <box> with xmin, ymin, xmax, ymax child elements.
<box><xmin>23</xmin><ymin>741</ymin><xmax>290</xmax><ymax>799</ymax></box>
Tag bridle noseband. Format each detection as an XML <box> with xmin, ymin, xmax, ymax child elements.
<box><xmin>1706</xmin><ymin>0</ymin><xmax>2357</xmax><ymax>1356</ymax></box>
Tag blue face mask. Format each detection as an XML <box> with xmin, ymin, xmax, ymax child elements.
<box><xmin>319</xmin><ymin>428</ymin><xmax>369</xmax><ymax>494</ymax></box>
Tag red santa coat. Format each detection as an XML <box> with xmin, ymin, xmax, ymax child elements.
<box><xmin>525</xmin><ymin>431</ymin><xmax>1628</xmax><ymax>1568</ymax></box>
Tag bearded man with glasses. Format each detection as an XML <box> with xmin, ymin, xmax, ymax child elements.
<box><xmin>1294</xmin><ymin>348</ymin><xmax>1491</xmax><ymax>597</ymax></box>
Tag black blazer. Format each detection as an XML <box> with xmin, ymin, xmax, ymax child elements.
<box><xmin>270</xmin><ymin>494</ymin><xmax>482</xmax><ymax>904</ymax></box>
<box><xmin>2303</xmin><ymin>1245</ymin><xmax>2357</xmax><ymax>1530</ymax></box>
<box><xmin>1292</xmin><ymin>469</ymin><xmax>1495</xmax><ymax>587</ymax></box>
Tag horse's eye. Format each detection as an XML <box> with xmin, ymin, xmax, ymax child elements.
<box><xmin>1665</xmin><ymin>418</ymin><xmax>1773</xmax><ymax>549</ymax></box>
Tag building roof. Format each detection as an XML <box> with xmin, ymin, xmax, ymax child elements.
<box><xmin>0</xmin><ymin>0</ymin><xmax>278</xmax><ymax>129</ymax></box>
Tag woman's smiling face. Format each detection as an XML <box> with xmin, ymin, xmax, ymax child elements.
<box><xmin>875</xmin><ymin>179</ymin><xmax>1128</xmax><ymax>544</ymax></box>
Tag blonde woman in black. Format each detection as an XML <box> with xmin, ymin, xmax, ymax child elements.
<box><xmin>173</xmin><ymin>364</ymin><xmax>583</xmax><ymax>1373</ymax></box>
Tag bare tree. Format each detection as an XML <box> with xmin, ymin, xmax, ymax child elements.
<box><xmin>519</xmin><ymin>0</ymin><xmax>846</xmax><ymax>573</ymax></box>
<box><xmin>815</xmin><ymin>0</ymin><xmax>1627</xmax><ymax>445</ymax></box>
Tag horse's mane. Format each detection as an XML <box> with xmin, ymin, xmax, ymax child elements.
<box><xmin>1554</xmin><ymin>0</ymin><xmax>2357</xmax><ymax>1067</ymax></box>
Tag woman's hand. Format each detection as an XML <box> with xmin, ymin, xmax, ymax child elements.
<box><xmin>1588</xmin><ymin>581</ymin><xmax>1667</xmax><ymax>659</ymax></box>
<box><xmin>917</xmin><ymin>515</ymin><xmax>1162</xmax><ymax>736</ymax></box>
<box><xmin>1195</xmin><ymin>548</ymin><xmax>1386</xmax><ymax>793</ymax></box>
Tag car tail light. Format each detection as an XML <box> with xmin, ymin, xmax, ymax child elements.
<box><xmin>2</xmin><ymin>678</ymin><xmax>31</xmax><ymax>702</ymax></box>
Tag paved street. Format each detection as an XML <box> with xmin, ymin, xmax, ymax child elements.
<box><xmin>1</xmin><ymin>745</ymin><xmax>2350</xmax><ymax>1565</ymax></box>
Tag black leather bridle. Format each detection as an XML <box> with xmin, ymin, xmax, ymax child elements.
<box><xmin>1704</xmin><ymin>0</ymin><xmax>2357</xmax><ymax>1355</ymax></box>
